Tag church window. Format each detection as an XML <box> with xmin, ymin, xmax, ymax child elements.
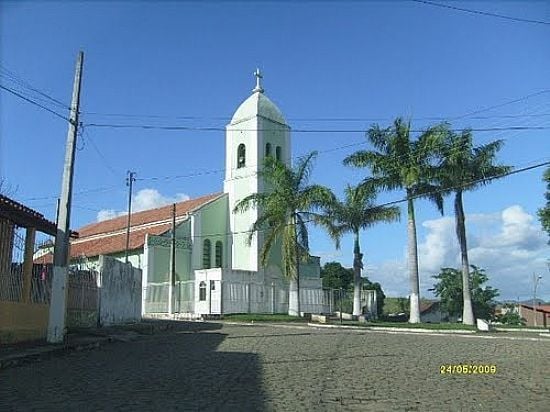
<box><xmin>276</xmin><ymin>146</ymin><xmax>282</xmax><ymax>161</ymax></box>
<box><xmin>203</xmin><ymin>239</ymin><xmax>211</xmax><ymax>269</ymax></box>
<box><xmin>199</xmin><ymin>281</ymin><xmax>207</xmax><ymax>301</ymax></box>
<box><xmin>237</xmin><ymin>144</ymin><xmax>246</xmax><ymax>168</ymax></box>
<box><xmin>215</xmin><ymin>241</ymin><xmax>223</xmax><ymax>267</ymax></box>
<box><xmin>265</xmin><ymin>143</ymin><xmax>272</xmax><ymax>157</ymax></box>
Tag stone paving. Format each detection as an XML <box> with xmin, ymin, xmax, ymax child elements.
<box><xmin>1</xmin><ymin>323</ymin><xmax>549</xmax><ymax>411</ymax></box>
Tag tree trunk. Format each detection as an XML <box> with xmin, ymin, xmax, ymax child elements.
<box><xmin>288</xmin><ymin>277</ymin><xmax>299</xmax><ymax>316</ymax></box>
<box><xmin>455</xmin><ymin>190</ymin><xmax>475</xmax><ymax>325</ymax></box>
<box><xmin>407</xmin><ymin>193</ymin><xmax>421</xmax><ymax>323</ymax></box>
<box><xmin>293</xmin><ymin>215</ymin><xmax>301</xmax><ymax>316</ymax></box>
<box><xmin>352</xmin><ymin>230</ymin><xmax>362</xmax><ymax>317</ymax></box>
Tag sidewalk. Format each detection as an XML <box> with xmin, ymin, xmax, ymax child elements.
<box><xmin>0</xmin><ymin>320</ymin><xmax>200</xmax><ymax>370</ymax></box>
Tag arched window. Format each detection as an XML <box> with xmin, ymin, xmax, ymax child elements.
<box><xmin>199</xmin><ymin>281</ymin><xmax>207</xmax><ymax>301</ymax></box>
<box><xmin>265</xmin><ymin>142</ymin><xmax>272</xmax><ymax>157</ymax></box>
<box><xmin>215</xmin><ymin>241</ymin><xmax>223</xmax><ymax>267</ymax></box>
<box><xmin>276</xmin><ymin>146</ymin><xmax>282</xmax><ymax>161</ymax></box>
<box><xmin>203</xmin><ymin>239</ymin><xmax>211</xmax><ymax>269</ymax></box>
<box><xmin>237</xmin><ymin>144</ymin><xmax>246</xmax><ymax>168</ymax></box>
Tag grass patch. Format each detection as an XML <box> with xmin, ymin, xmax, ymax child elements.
<box><xmin>222</xmin><ymin>314</ymin><xmax>308</xmax><ymax>323</ymax></box>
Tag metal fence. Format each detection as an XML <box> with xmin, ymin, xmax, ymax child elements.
<box><xmin>0</xmin><ymin>225</ymin><xmax>25</xmax><ymax>302</ymax></box>
<box><xmin>143</xmin><ymin>280</ymin><xmax>337</xmax><ymax>315</ymax></box>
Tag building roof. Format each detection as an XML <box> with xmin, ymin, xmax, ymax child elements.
<box><xmin>0</xmin><ymin>194</ymin><xmax>59</xmax><ymax>236</ymax></box>
<box><xmin>70</xmin><ymin>192</ymin><xmax>223</xmax><ymax>258</ymax></box>
<box><xmin>34</xmin><ymin>252</ymin><xmax>53</xmax><ymax>265</ymax></box>
<box><xmin>520</xmin><ymin>304</ymin><xmax>550</xmax><ymax>314</ymax></box>
<box><xmin>420</xmin><ymin>301</ymin><xmax>440</xmax><ymax>314</ymax></box>
<box><xmin>230</xmin><ymin>89</ymin><xmax>287</xmax><ymax>126</ymax></box>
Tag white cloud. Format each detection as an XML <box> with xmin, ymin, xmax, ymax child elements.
<box><xmin>96</xmin><ymin>189</ymin><xmax>190</xmax><ymax>222</ymax></box>
<box><xmin>369</xmin><ymin>205</ymin><xmax>550</xmax><ymax>301</ymax></box>
<box><xmin>97</xmin><ymin>209</ymin><xmax>119</xmax><ymax>222</ymax></box>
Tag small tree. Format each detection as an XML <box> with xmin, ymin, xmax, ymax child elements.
<box><xmin>537</xmin><ymin>166</ymin><xmax>550</xmax><ymax>243</ymax></box>
<box><xmin>495</xmin><ymin>304</ymin><xmax>525</xmax><ymax>326</ymax></box>
<box><xmin>431</xmin><ymin>265</ymin><xmax>499</xmax><ymax>321</ymax></box>
<box><xmin>233</xmin><ymin>152</ymin><xmax>334</xmax><ymax>316</ymax></box>
<box><xmin>320</xmin><ymin>262</ymin><xmax>353</xmax><ymax>290</ymax></box>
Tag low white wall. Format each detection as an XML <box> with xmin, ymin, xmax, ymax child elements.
<box><xmin>98</xmin><ymin>255</ymin><xmax>142</xmax><ymax>326</ymax></box>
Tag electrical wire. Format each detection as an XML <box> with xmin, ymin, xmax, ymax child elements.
<box><xmin>0</xmin><ymin>84</ymin><xmax>69</xmax><ymax>121</ymax></box>
<box><xmin>410</xmin><ymin>0</ymin><xmax>550</xmax><ymax>26</ymax></box>
<box><xmin>86</xmin><ymin>158</ymin><xmax>550</xmax><ymax>239</ymax></box>
<box><xmin>82</xmin><ymin>123</ymin><xmax>550</xmax><ymax>134</ymax></box>
<box><xmin>0</xmin><ymin>64</ymin><xmax>69</xmax><ymax>109</ymax></box>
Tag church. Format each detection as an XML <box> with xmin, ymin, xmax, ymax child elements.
<box><xmin>68</xmin><ymin>70</ymin><xmax>326</xmax><ymax>317</ymax></box>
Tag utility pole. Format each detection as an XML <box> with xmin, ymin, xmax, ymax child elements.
<box><xmin>168</xmin><ymin>203</ymin><xmax>176</xmax><ymax>315</ymax></box>
<box><xmin>533</xmin><ymin>273</ymin><xmax>542</xmax><ymax>327</ymax></box>
<box><xmin>47</xmin><ymin>51</ymin><xmax>84</xmax><ymax>343</ymax></box>
<box><xmin>124</xmin><ymin>171</ymin><xmax>136</xmax><ymax>264</ymax></box>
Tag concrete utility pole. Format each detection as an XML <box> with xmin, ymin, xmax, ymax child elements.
<box><xmin>168</xmin><ymin>203</ymin><xmax>176</xmax><ymax>315</ymax></box>
<box><xmin>47</xmin><ymin>51</ymin><xmax>84</xmax><ymax>343</ymax></box>
<box><xmin>533</xmin><ymin>273</ymin><xmax>542</xmax><ymax>327</ymax></box>
<box><xmin>124</xmin><ymin>171</ymin><xmax>136</xmax><ymax>264</ymax></box>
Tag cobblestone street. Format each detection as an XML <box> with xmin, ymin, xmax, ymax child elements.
<box><xmin>1</xmin><ymin>323</ymin><xmax>549</xmax><ymax>411</ymax></box>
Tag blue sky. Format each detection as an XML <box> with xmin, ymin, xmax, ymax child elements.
<box><xmin>1</xmin><ymin>1</ymin><xmax>549</xmax><ymax>300</ymax></box>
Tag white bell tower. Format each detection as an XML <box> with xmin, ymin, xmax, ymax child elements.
<box><xmin>223</xmin><ymin>69</ymin><xmax>291</xmax><ymax>272</ymax></box>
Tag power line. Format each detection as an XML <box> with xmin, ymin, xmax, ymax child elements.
<box><xmin>378</xmin><ymin>160</ymin><xmax>550</xmax><ymax>210</ymax></box>
<box><xmin>411</xmin><ymin>0</ymin><xmax>550</xmax><ymax>26</ymax></box>
<box><xmin>79</xmin><ymin>112</ymin><xmax>550</xmax><ymax>123</ymax></box>
<box><xmin>80</xmin><ymin>89</ymin><xmax>550</xmax><ymax>123</ymax></box>
<box><xmin>0</xmin><ymin>84</ymin><xmax>69</xmax><ymax>121</ymax></box>
<box><xmin>152</xmin><ymin>158</ymin><xmax>550</xmax><ymax>239</ymax></box>
<box><xmin>80</xmin><ymin>125</ymin><xmax>121</xmax><ymax>177</ymax></box>
<box><xmin>0</xmin><ymin>64</ymin><xmax>69</xmax><ymax>109</ymax></box>
<box><xmin>83</xmin><ymin>123</ymin><xmax>550</xmax><ymax>134</ymax></box>
<box><xmin>21</xmin><ymin>185</ymin><xmax>121</xmax><ymax>202</ymax></box>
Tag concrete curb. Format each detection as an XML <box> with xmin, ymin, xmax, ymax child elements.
<box><xmin>495</xmin><ymin>327</ymin><xmax>550</xmax><ymax>333</ymax></box>
<box><xmin>0</xmin><ymin>338</ymin><xmax>108</xmax><ymax>371</ymax></box>
<box><xmin>0</xmin><ymin>322</ymin><xmax>175</xmax><ymax>371</ymax></box>
<box><xmin>221</xmin><ymin>320</ymin><xmax>477</xmax><ymax>334</ymax></box>
<box><xmin>221</xmin><ymin>321</ymin><xmax>550</xmax><ymax>342</ymax></box>
<box><xmin>307</xmin><ymin>323</ymin><xmax>476</xmax><ymax>334</ymax></box>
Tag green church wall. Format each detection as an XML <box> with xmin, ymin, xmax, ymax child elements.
<box><xmin>198</xmin><ymin>195</ymin><xmax>229</xmax><ymax>268</ymax></box>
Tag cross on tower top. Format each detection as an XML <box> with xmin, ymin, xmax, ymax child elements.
<box><xmin>252</xmin><ymin>68</ymin><xmax>264</xmax><ymax>93</ymax></box>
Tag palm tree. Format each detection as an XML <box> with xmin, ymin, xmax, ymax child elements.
<box><xmin>325</xmin><ymin>183</ymin><xmax>400</xmax><ymax>316</ymax></box>
<box><xmin>344</xmin><ymin>118</ymin><xmax>446</xmax><ymax>323</ymax></box>
<box><xmin>233</xmin><ymin>151</ymin><xmax>334</xmax><ymax>316</ymax></box>
<box><xmin>438</xmin><ymin>130</ymin><xmax>511</xmax><ymax>325</ymax></box>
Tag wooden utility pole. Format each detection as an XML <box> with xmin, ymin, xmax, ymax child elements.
<box><xmin>168</xmin><ymin>203</ymin><xmax>176</xmax><ymax>315</ymax></box>
<box><xmin>47</xmin><ymin>51</ymin><xmax>84</xmax><ymax>343</ymax></box>
<box><xmin>124</xmin><ymin>171</ymin><xmax>136</xmax><ymax>263</ymax></box>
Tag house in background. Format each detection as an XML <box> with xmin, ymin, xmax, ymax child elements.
<box><xmin>420</xmin><ymin>301</ymin><xmax>446</xmax><ymax>323</ymax></box>
<box><xmin>0</xmin><ymin>195</ymin><xmax>60</xmax><ymax>342</ymax></box>
<box><xmin>518</xmin><ymin>304</ymin><xmax>550</xmax><ymax>327</ymax></box>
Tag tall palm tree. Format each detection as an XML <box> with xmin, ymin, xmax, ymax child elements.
<box><xmin>325</xmin><ymin>183</ymin><xmax>400</xmax><ymax>316</ymax></box>
<box><xmin>344</xmin><ymin>118</ymin><xmax>446</xmax><ymax>323</ymax></box>
<box><xmin>438</xmin><ymin>130</ymin><xmax>511</xmax><ymax>325</ymax></box>
<box><xmin>233</xmin><ymin>151</ymin><xmax>334</xmax><ymax>316</ymax></box>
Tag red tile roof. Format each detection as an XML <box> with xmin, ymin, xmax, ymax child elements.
<box><xmin>70</xmin><ymin>192</ymin><xmax>223</xmax><ymax>258</ymax></box>
<box><xmin>1</xmin><ymin>194</ymin><xmax>58</xmax><ymax>236</ymax></box>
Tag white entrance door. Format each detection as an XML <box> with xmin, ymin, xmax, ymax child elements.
<box><xmin>209</xmin><ymin>280</ymin><xmax>221</xmax><ymax>314</ymax></box>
